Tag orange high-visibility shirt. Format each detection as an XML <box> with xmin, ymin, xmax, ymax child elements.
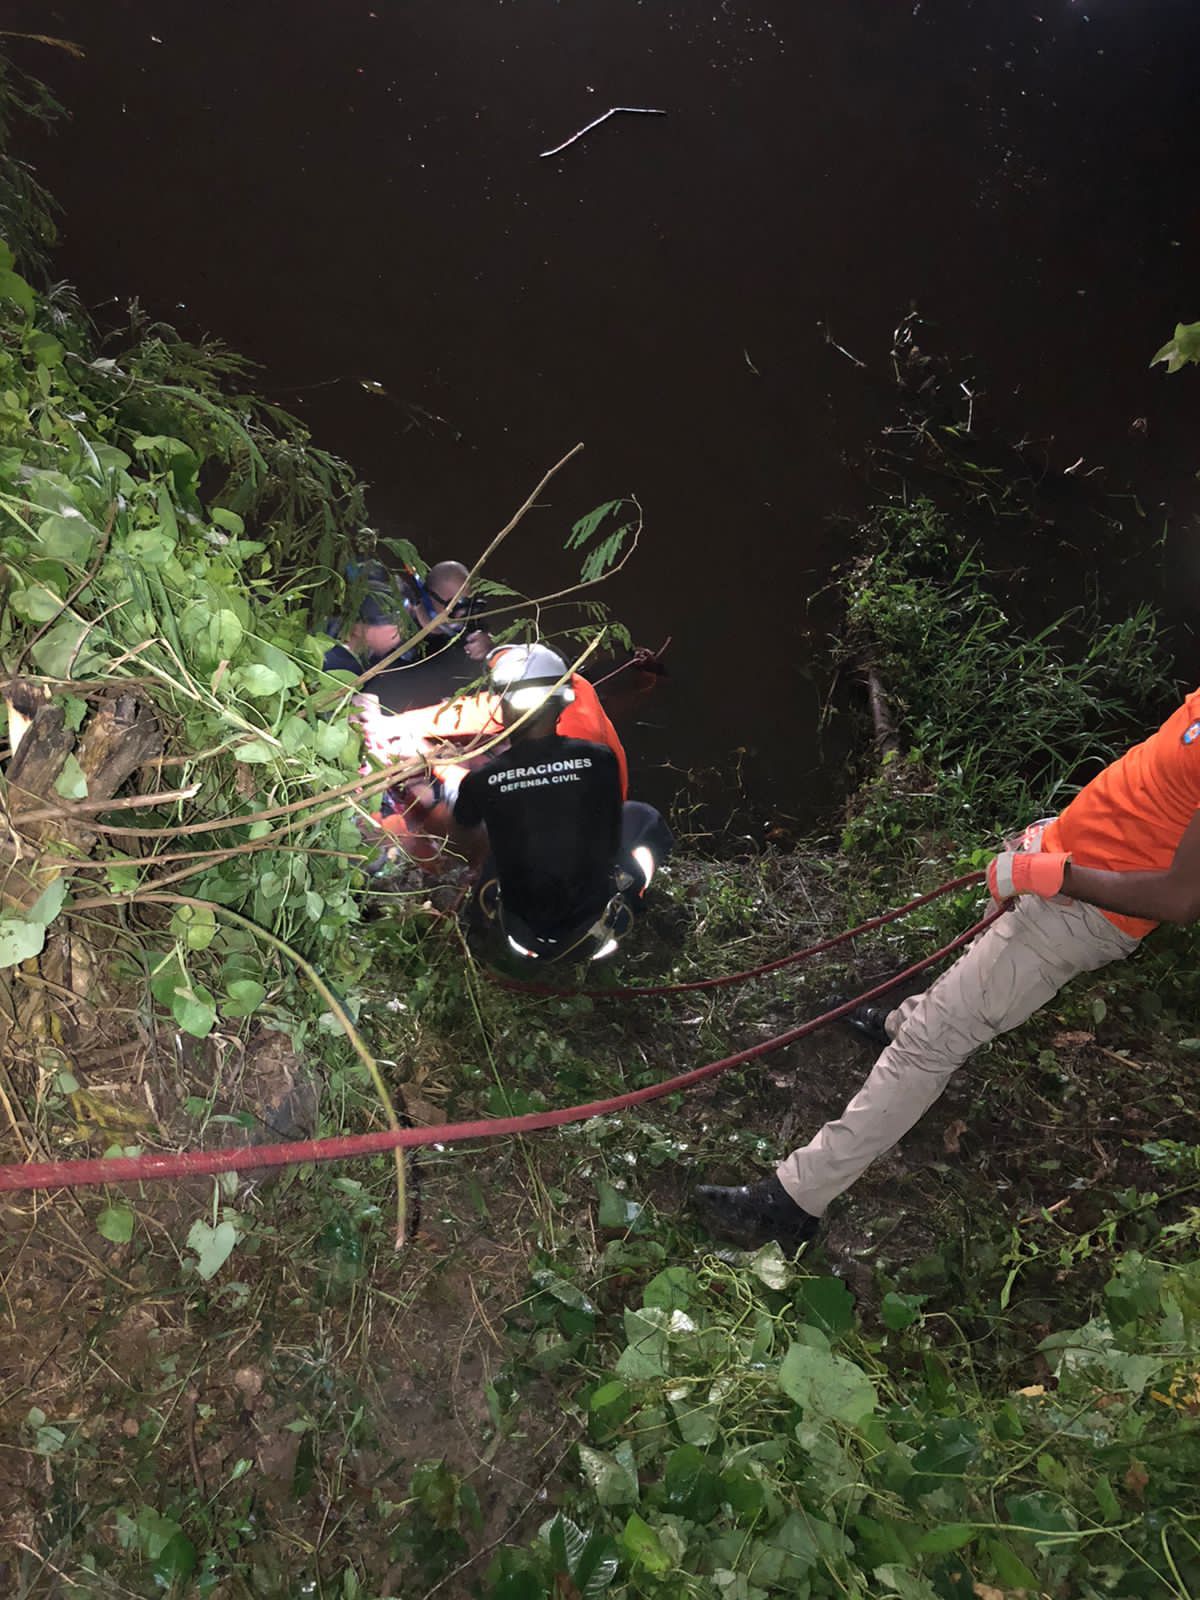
<box><xmin>1042</xmin><ymin>687</ymin><xmax>1200</xmax><ymax>938</ymax></box>
<box><xmin>556</xmin><ymin>676</ymin><xmax>628</xmax><ymax>800</ymax></box>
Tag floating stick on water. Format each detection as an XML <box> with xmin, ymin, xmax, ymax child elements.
<box><xmin>539</xmin><ymin>106</ymin><xmax>667</xmax><ymax>159</ymax></box>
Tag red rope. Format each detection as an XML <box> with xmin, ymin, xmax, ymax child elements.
<box><xmin>0</xmin><ymin>904</ymin><xmax>1000</xmax><ymax>1195</ymax></box>
<box><xmin>498</xmin><ymin>871</ymin><xmax>987</xmax><ymax>998</ymax></box>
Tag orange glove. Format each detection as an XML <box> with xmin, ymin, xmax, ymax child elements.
<box><xmin>987</xmin><ymin>850</ymin><xmax>1070</xmax><ymax>901</ymax></box>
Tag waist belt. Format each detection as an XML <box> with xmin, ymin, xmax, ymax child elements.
<box><xmin>495</xmin><ymin>881</ymin><xmax>632</xmax><ymax>964</ymax></box>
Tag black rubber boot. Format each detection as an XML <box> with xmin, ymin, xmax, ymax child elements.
<box><xmin>841</xmin><ymin>1002</ymin><xmax>892</xmax><ymax>1050</ymax></box>
<box><xmin>693</xmin><ymin>1175</ymin><xmax>820</xmax><ymax>1252</ymax></box>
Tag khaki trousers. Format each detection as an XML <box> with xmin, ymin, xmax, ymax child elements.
<box><xmin>776</xmin><ymin>895</ymin><xmax>1139</xmax><ymax>1217</ymax></box>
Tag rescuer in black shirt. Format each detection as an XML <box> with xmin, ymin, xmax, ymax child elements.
<box><xmin>449</xmin><ymin>644</ymin><xmax>673</xmax><ymax>962</ymax></box>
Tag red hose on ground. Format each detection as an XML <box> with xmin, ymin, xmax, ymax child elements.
<box><xmin>0</xmin><ymin>903</ymin><xmax>1000</xmax><ymax>1195</ymax></box>
<box><xmin>498</xmin><ymin>871</ymin><xmax>987</xmax><ymax>998</ymax></box>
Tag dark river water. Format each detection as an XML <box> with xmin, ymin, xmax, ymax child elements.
<box><xmin>9</xmin><ymin>0</ymin><xmax>1200</xmax><ymax>822</ymax></box>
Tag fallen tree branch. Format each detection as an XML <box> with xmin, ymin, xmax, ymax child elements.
<box><xmin>539</xmin><ymin>106</ymin><xmax>666</xmax><ymax>159</ymax></box>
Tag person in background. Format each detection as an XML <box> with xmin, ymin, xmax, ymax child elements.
<box><xmin>321</xmin><ymin>582</ymin><xmax>406</xmax><ymax>675</ymax></box>
<box><xmin>695</xmin><ymin>683</ymin><xmax>1200</xmax><ymax>1251</ymax></box>
<box><xmin>401</xmin><ymin>559</ymin><xmax>494</xmax><ymax>662</ymax></box>
<box><xmin>417</xmin><ymin>645</ymin><xmax>672</xmax><ymax>961</ymax></box>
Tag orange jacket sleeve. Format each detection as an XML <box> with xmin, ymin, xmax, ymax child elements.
<box><xmin>557</xmin><ymin>675</ymin><xmax>629</xmax><ymax>799</ymax></box>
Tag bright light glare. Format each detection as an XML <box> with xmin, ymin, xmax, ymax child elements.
<box><xmin>631</xmin><ymin>845</ymin><xmax>655</xmax><ymax>887</ymax></box>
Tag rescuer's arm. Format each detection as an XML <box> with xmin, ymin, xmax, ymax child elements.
<box><xmin>1063</xmin><ymin>810</ymin><xmax>1200</xmax><ymax>923</ymax></box>
<box><xmin>988</xmin><ymin>810</ymin><xmax>1200</xmax><ymax>924</ymax></box>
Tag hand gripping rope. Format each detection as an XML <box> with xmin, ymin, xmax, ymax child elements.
<box><xmin>0</xmin><ymin>874</ymin><xmax>995</xmax><ymax>1195</ymax></box>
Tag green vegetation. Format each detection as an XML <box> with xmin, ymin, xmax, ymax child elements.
<box><xmin>2</xmin><ymin>49</ymin><xmax>1200</xmax><ymax>1600</ymax></box>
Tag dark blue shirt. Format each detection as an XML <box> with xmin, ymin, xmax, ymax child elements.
<box><xmin>323</xmin><ymin>642</ymin><xmax>366</xmax><ymax>675</ymax></box>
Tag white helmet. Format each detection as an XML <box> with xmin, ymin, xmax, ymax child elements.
<box><xmin>488</xmin><ymin>643</ymin><xmax>575</xmax><ymax>715</ymax></box>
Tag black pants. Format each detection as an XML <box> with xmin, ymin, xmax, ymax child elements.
<box><xmin>617</xmin><ymin>801</ymin><xmax>674</xmax><ymax>898</ymax></box>
<box><xmin>472</xmin><ymin>801</ymin><xmax>673</xmax><ymax>956</ymax></box>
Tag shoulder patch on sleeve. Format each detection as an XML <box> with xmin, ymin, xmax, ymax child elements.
<box><xmin>1182</xmin><ymin>720</ymin><xmax>1200</xmax><ymax>746</ymax></box>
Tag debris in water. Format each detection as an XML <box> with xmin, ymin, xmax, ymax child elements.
<box><xmin>539</xmin><ymin>106</ymin><xmax>667</xmax><ymax>159</ymax></box>
<box><xmin>820</xmin><ymin>321</ymin><xmax>867</xmax><ymax>370</ymax></box>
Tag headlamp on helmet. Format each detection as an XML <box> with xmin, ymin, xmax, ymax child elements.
<box><xmin>488</xmin><ymin>643</ymin><xmax>575</xmax><ymax>714</ymax></box>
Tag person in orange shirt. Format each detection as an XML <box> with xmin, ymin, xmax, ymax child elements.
<box><xmin>697</xmin><ymin>687</ymin><xmax>1200</xmax><ymax>1250</ymax></box>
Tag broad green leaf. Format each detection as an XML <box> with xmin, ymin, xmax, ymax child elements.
<box><xmin>32</xmin><ymin>1421</ymin><xmax>67</xmax><ymax>1456</ymax></box>
<box><xmin>571</xmin><ymin>1531</ymin><xmax>619</xmax><ymax>1599</ymax></box>
<box><xmin>911</xmin><ymin>1419</ymin><xmax>980</xmax><ymax>1481</ymax></box>
<box><xmin>1003</xmin><ymin>1490</ymin><xmax>1077</xmax><ymax>1550</ymax></box>
<box><xmin>720</xmin><ymin>1465</ymin><xmax>767</xmax><ymax>1519</ymax></box>
<box><xmin>0</xmin><ymin>915</ymin><xmax>46</xmax><ymax>969</ymax></box>
<box><xmin>873</xmin><ymin>1565</ymin><xmax>941</xmax><ymax>1600</ymax></box>
<box><xmin>234</xmin><ymin>739</ymin><xmax>276</xmax><ymax>764</ymax></box>
<box><xmin>983</xmin><ymin>1537</ymin><xmax>1039</xmax><ymax>1589</ymax></box>
<box><xmin>60</xmin><ymin>695</ymin><xmax>88</xmax><ymax>732</ymax></box>
<box><xmin>532</xmin><ymin>1269</ymin><xmax>597</xmax><ymax>1316</ymax></box>
<box><xmin>795</xmin><ymin>1274</ymin><xmax>855</xmax><ymax>1335</ymax></box>
<box><xmin>578</xmin><ymin>1442</ymin><xmax>638</xmax><ymax>1507</ymax></box>
<box><xmin>37</xmin><ymin>513</ymin><xmax>95</xmax><ymax>565</ymax></box>
<box><xmin>171</xmin><ymin>982</ymin><xmax>216</xmax><ymax>1038</ymax></box>
<box><xmin>27</xmin><ymin>877</ymin><xmax>67</xmax><ymax>926</ymax></box>
<box><xmin>186</xmin><ymin>1218</ymin><xmax>239</xmax><ymax>1280</ymax></box>
<box><xmin>105</xmin><ymin>860</ymin><xmax>141</xmax><ymax>893</ymax></box>
<box><xmin>881</xmin><ymin>1291</ymin><xmax>926</xmax><ymax>1332</ymax></box>
<box><xmin>152</xmin><ymin>1532</ymin><xmax>197</xmax><ymax>1590</ymax></box>
<box><xmin>237</xmin><ymin>663</ymin><xmax>283</xmax><ymax>697</ymax></box>
<box><xmin>912</xmin><ymin>1523</ymin><xmax>975</xmax><ymax>1554</ymax></box>
<box><xmin>279</xmin><ymin>714</ymin><xmax>312</xmax><ymax>754</ymax></box>
<box><xmin>643</xmin><ymin>1267</ymin><xmax>698</xmax><ymax>1311</ymax></box>
<box><xmin>749</xmin><ymin>1241</ymin><xmax>793</xmax><ymax>1291</ymax></box>
<box><xmin>54</xmin><ymin>753</ymin><xmax>88</xmax><ymax>800</ymax></box>
<box><xmin>488</xmin><ymin>1572</ymin><xmax>544</xmax><ymax>1600</ymax></box>
<box><xmin>619</xmin><ymin>1512</ymin><xmax>672</xmax><ymax>1574</ymax></box>
<box><xmin>211</xmin><ymin>507</ymin><xmax>245</xmax><ymax>534</ymax></box>
<box><xmin>170</xmin><ymin>902</ymin><xmax>216</xmax><ymax>951</ymax></box>
<box><xmin>209</xmin><ymin>608</ymin><xmax>244</xmax><ymax>661</ymax></box>
<box><xmin>223</xmin><ymin>978</ymin><xmax>266</xmax><ymax>1018</ymax></box>
<box><xmin>26</xmin><ymin>330</ymin><xmax>63</xmax><ymax>367</ymax></box>
<box><xmin>8</xmin><ymin>584</ymin><xmax>62</xmax><ymax>622</ymax></box>
<box><xmin>778</xmin><ymin>1339</ymin><xmax>876</xmax><ymax>1425</ymax></box>
<box><xmin>123</xmin><ymin>526</ymin><xmax>175</xmax><ymax>565</ymax></box>
<box><xmin>668</xmin><ymin>1387</ymin><xmax>720</xmax><ymax>1446</ymax></box>
<box><xmin>315</xmin><ymin>719</ymin><xmax>351</xmax><ymax>761</ymax></box>
<box><xmin>662</xmin><ymin>1443</ymin><xmax>722</xmax><ymax>1520</ymax></box>
<box><xmin>0</xmin><ymin>266</ymin><xmax>35</xmax><ymax>315</ymax></box>
<box><xmin>30</xmin><ymin>616</ymin><xmax>89</xmax><ymax>677</ymax></box>
<box><xmin>615</xmin><ymin>1307</ymin><xmax>669</xmax><ymax>1379</ymax></box>
<box><xmin>546</xmin><ymin>1514</ymin><xmax>587</xmax><ymax>1577</ymax></box>
<box><xmin>97</xmin><ymin>1204</ymin><xmax>135</xmax><ymax>1244</ymax></box>
<box><xmin>131</xmin><ymin>433</ymin><xmax>193</xmax><ymax>458</ymax></box>
<box><xmin>257</xmin><ymin>869</ymin><xmax>286</xmax><ymax>904</ymax></box>
<box><xmin>587</xmin><ymin>1380</ymin><xmax>632</xmax><ymax>1439</ymax></box>
<box><xmin>257</xmin><ymin>639</ymin><xmax>304</xmax><ymax>688</ymax></box>
<box><xmin>123</xmin><ymin>1507</ymin><xmax>183</xmax><ymax>1560</ymax></box>
<box><xmin>596</xmin><ymin>1177</ymin><xmax>643</xmax><ymax>1232</ymax></box>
